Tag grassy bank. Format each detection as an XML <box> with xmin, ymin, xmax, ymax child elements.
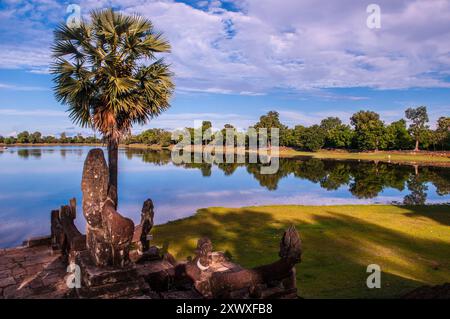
<box><xmin>3</xmin><ymin>143</ymin><xmax>449</xmax><ymax>166</ymax></box>
<box><xmin>153</xmin><ymin>204</ymin><xmax>450</xmax><ymax>298</ymax></box>
<box><xmin>279</xmin><ymin>148</ymin><xmax>450</xmax><ymax>165</ymax></box>
<box><xmin>121</xmin><ymin>143</ymin><xmax>450</xmax><ymax>165</ymax></box>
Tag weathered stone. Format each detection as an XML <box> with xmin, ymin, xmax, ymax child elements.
<box><xmin>81</xmin><ymin>149</ymin><xmax>134</xmax><ymax>267</ymax></box>
<box><xmin>51</xmin><ymin>209</ymin><xmax>64</xmax><ymax>250</ymax></box>
<box><xmin>23</xmin><ymin>235</ymin><xmax>52</xmax><ymax>248</ymax></box>
<box><xmin>135</xmin><ymin>199</ymin><xmax>155</xmax><ymax>253</ymax></box>
<box><xmin>59</xmin><ymin>205</ymin><xmax>86</xmax><ymax>258</ymax></box>
<box><xmin>3</xmin><ymin>285</ymin><xmax>33</xmax><ymax>299</ymax></box>
<box><xmin>41</xmin><ymin>273</ymin><xmax>63</xmax><ymax>286</ymax></box>
<box><xmin>0</xmin><ymin>276</ymin><xmax>15</xmax><ymax>288</ymax></box>
<box><xmin>26</xmin><ymin>264</ymin><xmax>47</xmax><ymax>275</ymax></box>
<box><xmin>75</xmin><ymin>250</ymin><xmax>138</xmax><ymax>287</ymax></box>
<box><xmin>0</xmin><ymin>269</ymin><xmax>11</xmax><ymax>279</ymax></box>
<box><xmin>204</xmin><ymin>226</ymin><xmax>302</xmax><ymax>298</ymax></box>
<box><xmin>76</xmin><ymin>280</ymin><xmax>146</xmax><ymax>299</ymax></box>
<box><xmin>161</xmin><ymin>290</ymin><xmax>202</xmax><ymax>299</ymax></box>
<box><xmin>11</xmin><ymin>268</ymin><xmax>25</xmax><ymax>277</ymax></box>
<box><xmin>82</xmin><ymin>148</ymin><xmax>109</xmax><ymax>228</ymax></box>
<box><xmin>21</xmin><ymin>254</ymin><xmax>55</xmax><ymax>267</ymax></box>
<box><xmin>101</xmin><ymin>198</ymin><xmax>134</xmax><ymax>267</ymax></box>
<box><xmin>279</xmin><ymin>225</ymin><xmax>302</xmax><ymax>262</ymax></box>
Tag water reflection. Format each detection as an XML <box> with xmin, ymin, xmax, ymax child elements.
<box><xmin>0</xmin><ymin>146</ymin><xmax>449</xmax><ymax>248</ymax></box>
<box><xmin>127</xmin><ymin>149</ymin><xmax>450</xmax><ymax>204</ymax></box>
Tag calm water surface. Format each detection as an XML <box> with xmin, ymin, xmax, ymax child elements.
<box><xmin>0</xmin><ymin>146</ymin><xmax>449</xmax><ymax>248</ymax></box>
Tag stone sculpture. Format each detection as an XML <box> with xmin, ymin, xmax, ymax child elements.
<box><xmin>81</xmin><ymin>148</ymin><xmax>134</xmax><ymax>267</ymax></box>
<box><xmin>138</xmin><ymin>199</ymin><xmax>155</xmax><ymax>252</ymax></box>
<box><xmin>184</xmin><ymin>225</ymin><xmax>302</xmax><ymax>298</ymax></box>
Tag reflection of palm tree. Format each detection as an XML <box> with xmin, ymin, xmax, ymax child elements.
<box><xmin>52</xmin><ymin>9</ymin><xmax>174</xmax><ymax>207</ymax></box>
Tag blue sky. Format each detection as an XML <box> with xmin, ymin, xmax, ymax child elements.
<box><xmin>0</xmin><ymin>0</ymin><xmax>449</xmax><ymax>136</ymax></box>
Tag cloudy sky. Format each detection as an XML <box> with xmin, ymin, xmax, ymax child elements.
<box><xmin>0</xmin><ymin>0</ymin><xmax>449</xmax><ymax>136</ymax></box>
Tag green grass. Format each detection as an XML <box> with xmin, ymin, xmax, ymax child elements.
<box><xmin>153</xmin><ymin>205</ymin><xmax>450</xmax><ymax>298</ymax></box>
<box><xmin>279</xmin><ymin>149</ymin><xmax>450</xmax><ymax>164</ymax></box>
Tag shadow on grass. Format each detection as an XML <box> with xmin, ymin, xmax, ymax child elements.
<box><xmin>153</xmin><ymin>206</ymin><xmax>450</xmax><ymax>298</ymax></box>
<box><xmin>397</xmin><ymin>204</ymin><xmax>450</xmax><ymax>227</ymax></box>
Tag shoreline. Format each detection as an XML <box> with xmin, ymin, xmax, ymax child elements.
<box><xmin>1</xmin><ymin>204</ymin><xmax>449</xmax><ymax>298</ymax></box>
<box><xmin>2</xmin><ymin>143</ymin><xmax>450</xmax><ymax>167</ymax></box>
<box><xmin>124</xmin><ymin>144</ymin><xmax>450</xmax><ymax>167</ymax></box>
<box><xmin>151</xmin><ymin>204</ymin><xmax>450</xmax><ymax>298</ymax></box>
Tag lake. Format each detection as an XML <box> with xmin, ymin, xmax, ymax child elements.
<box><xmin>0</xmin><ymin>146</ymin><xmax>449</xmax><ymax>248</ymax></box>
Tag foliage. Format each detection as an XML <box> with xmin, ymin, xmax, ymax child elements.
<box><xmin>435</xmin><ymin>117</ymin><xmax>450</xmax><ymax>150</ymax></box>
<box><xmin>320</xmin><ymin>117</ymin><xmax>353</xmax><ymax>149</ymax></box>
<box><xmin>133</xmin><ymin>128</ymin><xmax>173</xmax><ymax>147</ymax></box>
<box><xmin>51</xmin><ymin>8</ymin><xmax>174</xmax><ymax>204</ymax></box>
<box><xmin>405</xmin><ymin>106</ymin><xmax>429</xmax><ymax>151</ymax></box>
<box><xmin>253</xmin><ymin>111</ymin><xmax>287</xmax><ymax>146</ymax></box>
<box><xmin>385</xmin><ymin>119</ymin><xmax>413</xmax><ymax>150</ymax></box>
<box><xmin>292</xmin><ymin>125</ymin><xmax>326</xmax><ymax>151</ymax></box>
<box><xmin>51</xmin><ymin>8</ymin><xmax>174</xmax><ymax>142</ymax></box>
<box><xmin>350</xmin><ymin>111</ymin><xmax>386</xmax><ymax>150</ymax></box>
<box><xmin>4</xmin><ymin>108</ymin><xmax>449</xmax><ymax>152</ymax></box>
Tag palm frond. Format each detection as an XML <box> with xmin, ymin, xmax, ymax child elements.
<box><xmin>52</xmin><ymin>8</ymin><xmax>174</xmax><ymax>139</ymax></box>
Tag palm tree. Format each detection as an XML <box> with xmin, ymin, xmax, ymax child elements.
<box><xmin>52</xmin><ymin>9</ymin><xmax>174</xmax><ymax>207</ymax></box>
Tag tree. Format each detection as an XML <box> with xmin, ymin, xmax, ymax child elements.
<box><xmin>43</xmin><ymin>135</ymin><xmax>57</xmax><ymax>144</ymax></box>
<box><xmin>435</xmin><ymin>117</ymin><xmax>450</xmax><ymax>150</ymax></box>
<box><xmin>385</xmin><ymin>119</ymin><xmax>412</xmax><ymax>150</ymax></box>
<box><xmin>201</xmin><ymin>121</ymin><xmax>212</xmax><ymax>145</ymax></box>
<box><xmin>350</xmin><ymin>111</ymin><xmax>385</xmax><ymax>151</ymax></box>
<box><xmin>52</xmin><ymin>9</ymin><xmax>174</xmax><ymax>206</ymax></box>
<box><xmin>74</xmin><ymin>133</ymin><xmax>85</xmax><ymax>144</ymax></box>
<box><xmin>220</xmin><ymin>124</ymin><xmax>236</xmax><ymax>146</ymax></box>
<box><xmin>30</xmin><ymin>131</ymin><xmax>42</xmax><ymax>144</ymax></box>
<box><xmin>59</xmin><ymin>132</ymin><xmax>68</xmax><ymax>143</ymax></box>
<box><xmin>17</xmin><ymin>131</ymin><xmax>30</xmax><ymax>144</ymax></box>
<box><xmin>302</xmin><ymin>125</ymin><xmax>326</xmax><ymax>151</ymax></box>
<box><xmin>405</xmin><ymin>106</ymin><xmax>429</xmax><ymax>151</ymax></box>
<box><xmin>320</xmin><ymin>117</ymin><xmax>353</xmax><ymax>149</ymax></box>
<box><xmin>4</xmin><ymin>137</ymin><xmax>16</xmax><ymax>144</ymax></box>
<box><xmin>292</xmin><ymin>125</ymin><xmax>325</xmax><ymax>151</ymax></box>
<box><xmin>254</xmin><ymin>111</ymin><xmax>287</xmax><ymax>147</ymax></box>
<box><xmin>280</xmin><ymin>128</ymin><xmax>296</xmax><ymax>147</ymax></box>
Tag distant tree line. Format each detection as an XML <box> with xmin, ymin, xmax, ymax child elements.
<box><xmin>257</xmin><ymin>107</ymin><xmax>449</xmax><ymax>152</ymax></box>
<box><xmin>2</xmin><ymin>106</ymin><xmax>449</xmax><ymax>151</ymax></box>
<box><xmin>0</xmin><ymin>131</ymin><xmax>101</xmax><ymax>145</ymax></box>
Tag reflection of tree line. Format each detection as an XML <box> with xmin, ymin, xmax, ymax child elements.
<box><xmin>130</xmin><ymin>150</ymin><xmax>450</xmax><ymax>204</ymax></box>
<box><xmin>16</xmin><ymin>148</ymin><xmax>85</xmax><ymax>159</ymax></box>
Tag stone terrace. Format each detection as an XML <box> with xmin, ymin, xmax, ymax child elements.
<box><xmin>0</xmin><ymin>245</ymin><xmax>68</xmax><ymax>299</ymax></box>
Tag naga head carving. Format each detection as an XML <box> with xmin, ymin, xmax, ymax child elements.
<box><xmin>279</xmin><ymin>225</ymin><xmax>302</xmax><ymax>263</ymax></box>
<box><xmin>196</xmin><ymin>237</ymin><xmax>213</xmax><ymax>258</ymax></box>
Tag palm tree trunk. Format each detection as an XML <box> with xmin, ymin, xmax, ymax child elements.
<box><xmin>414</xmin><ymin>139</ymin><xmax>419</xmax><ymax>152</ymax></box>
<box><xmin>107</xmin><ymin>138</ymin><xmax>119</xmax><ymax>209</ymax></box>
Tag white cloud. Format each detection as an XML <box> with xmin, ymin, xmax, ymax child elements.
<box><xmin>0</xmin><ymin>108</ymin><xmax>65</xmax><ymax>116</ymax></box>
<box><xmin>1</xmin><ymin>0</ymin><xmax>450</xmax><ymax>94</ymax></box>
<box><xmin>141</xmin><ymin>111</ymin><xmax>255</xmax><ymax>130</ymax></box>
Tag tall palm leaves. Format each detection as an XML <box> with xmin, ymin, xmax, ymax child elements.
<box><xmin>52</xmin><ymin>9</ymin><xmax>174</xmax><ymax>206</ymax></box>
